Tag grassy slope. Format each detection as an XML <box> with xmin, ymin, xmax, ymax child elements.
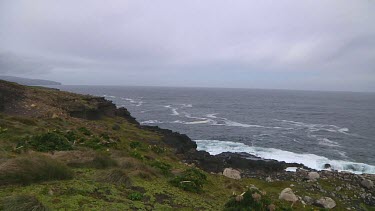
<box><xmin>0</xmin><ymin>82</ymin><xmax>374</xmax><ymax>210</ymax></box>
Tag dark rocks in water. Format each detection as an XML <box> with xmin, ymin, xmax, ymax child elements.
<box><xmin>141</xmin><ymin>126</ymin><xmax>197</xmax><ymax>154</ymax></box>
<box><xmin>142</xmin><ymin>125</ymin><xmax>306</xmax><ymax>175</ymax></box>
<box><xmin>324</xmin><ymin>164</ymin><xmax>331</xmax><ymax>169</ymax></box>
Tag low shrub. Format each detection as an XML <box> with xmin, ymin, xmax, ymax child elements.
<box><xmin>0</xmin><ymin>156</ymin><xmax>73</xmax><ymax>185</ymax></box>
<box><xmin>128</xmin><ymin>192</ymin><xmax>143</xmax><ymax>201</ymax></box>
<box><xmin>82</xmin><ymin>136</ymin><xmax>103</xmax><ymax>150</ymax></box>
<box><xmin>150</xmin><ymin>145</ymin><xmax>166</xmax><ymax>154</ymax></box>
<box><xmin>81</xmin><ymin>136</ymin><xmax>117</xmax><ymax>150</ymax></box>
<box><xmin>78</xmin><ymin>127</ymin><xmax>92</xmax><ymax>136</ymax></box>
<box><xmin>130</xmin><ymin>150</ymin><xmax>144</xmax><ymax>160</ymax></box>
<box><xmin>224</xmin><ymin>189</ymin><xmax>274</xmax><ymax>211</ymax></box>
<box><xmin>0</xmin><ymin>126</ymin><xmax>7</xmax><ymax>134</ymax></box>
<box><xmin>100</xmin><ymin>133</ymin><xmax>110</xmax><ymax>141</ymax></box>
<box><xmin>2</xmin><ymin>195</ymin><xmax>49</xmax><ymax>211</ymax></box>
<box><xmin>150</xmin><ymin>160</ymin><xmax>172</xmax><ymax>176</ymax></box>
<box><xmin>18</xmin><ymin>132</ymin><xmax>73</xmax><ymax>152</ymax></box>
<box><xmin>64</xmin><ymin>130</ymin><xmax>79</xmax><ymax>143</ymax></box>
<box><xmin>170</xmin><ymin>168</ymin><xmax>207</xmax><ymax>193</ymax></box>
<box><xmin>97</xmin><ymin>169</ymin><xmax>132</xmax><ymax>187</ymax></box>
<box><xmin>129</xmin><ymin>141</ymin><xmax>142</xmax><ymax>149</ymax></box>
<box><xmin>9</xmin><ymin>116</ymin><xmax>37</xmax><ymax>126</ymax></box>
<box><xmin>112</xmin><ymin>124</ymin><xmax>121</xmax><ymax>130</ymax></box>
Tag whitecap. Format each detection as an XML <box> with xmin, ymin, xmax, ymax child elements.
<box><xmin>171</xmin><ymin>119</ymin><xmax>212</xmax><ymax>125</ymax></box>
<box><xmin>103</xmin><ymin>95</ymin><xmax>116</xmax><ymax>99</ymax></box>
<box><xmin>286</xmin><ymin>167</ymin><xmax>298</xmax><ymax>172</ymax></box>
<box><xmin>223</xmin><ymin>120</ymin><xmax>266</xmax><ymax>128</ymax></box>
<box><xmin>181</xmin><ymin>104</ymin><xmax>193</xmax><ymax>108</ymax></box>
<box><xmin>140</xmin><ymin>120</ymin><xmax>163</xmax><ymax>124</ymax></box>
<box><xmin>164</xmin><ymin>105</ymin><xmax>180</xmax><ymax>115</ymax></box>
<box><xmin>184</xmin><ymin>113</ymin><xmax>208</xmax><ymax>120</ymax></box>
<box><xmin>276</xmin><ymin>119</ymin><xmax>350</xmax><ymax>135</ymax></box>
<box><xmin>206</xmin><ymin>113</ymin><xmax>219</xmax><ymax>118</ymax></box>
<box><xmin>318</xmin><ymin>138</ymin><xmax>341</xmax><ymax>147</ymax></box>
<box><xmin>194</xmin><ymin>139</ymin><xmax>375</xmax><ymax>174</ymax></box>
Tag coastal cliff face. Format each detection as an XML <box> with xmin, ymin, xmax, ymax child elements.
<box><xmin>0</xmin><ymin>80</ymin><xmax>374</xmax><ymax>210</ymax></box>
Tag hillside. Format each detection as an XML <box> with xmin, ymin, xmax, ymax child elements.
<box><xmin>0</xmin><ymin>80</ymin><xmax>374</xmax><ymax>210</ymax></box>
<box><xmin>0</xmin><ymin>76</ymin><xmax>61</xmax><ymax>86</ymax></box>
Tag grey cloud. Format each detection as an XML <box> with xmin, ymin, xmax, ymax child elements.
<box><xmin>0</xmin><ymin>0</ymin><xmax>374</xmax><ymax>91</ymax></box>
<box><xmin>0</xmin><ymin>52</ymin><xmax>51</xmax><ymax>74</ymax></box>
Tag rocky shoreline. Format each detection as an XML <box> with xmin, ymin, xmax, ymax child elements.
<box><xmin>1</xmin><ymin>80</ymin><xmax>374</xmax><ymax>210</ymax></box>
<box><xmin>62</xmin><ymin>87</ymin><xmax>375</xmax><ymax>209</ymax></box>
<box><xmin>139</xmin><ymin>118</ymin><xmax>375</xmax><ymax>209</ymax></box>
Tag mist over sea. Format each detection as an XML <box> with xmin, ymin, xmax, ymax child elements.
<box><xmin>54</xmin><ymin>85</ymin><xmax>375</xmax><ymax>174</ymax></box>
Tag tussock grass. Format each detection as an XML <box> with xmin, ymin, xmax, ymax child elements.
<box><xmin>2</xmin><ymin>195</ymin><xmax>49</xmax><ymax>211</ymax></box>
<box><xmin>67</xmin><ymin>153</ymin><xmax>118</xmax><ymax>169</ymax></box>
<box><xmin>0</xmin><ymin>155</ymin><xmax>73</xmax><ymax>185</ymax></box>
<box><xmin>119</xmin><ymin>157</ymin><xmax>159</xmax><ymax>179</ymax></box>
<box><xmin>97</xmin><ymin>169</ymin><xmax>132</xmax><ymax>187</ymax></box>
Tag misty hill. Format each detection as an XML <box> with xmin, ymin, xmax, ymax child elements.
<box><xmin>0</xmin><ymin>75</ymin><xmax>61</xmax><ymax>86</ymax></box>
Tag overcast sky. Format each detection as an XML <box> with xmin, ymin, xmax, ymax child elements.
<box><xmin>0</xmin><ymin>1</ymin><xmax>374</xmax><ymax>91</ymax></box>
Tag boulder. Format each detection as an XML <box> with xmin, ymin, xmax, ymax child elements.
<box><xmin>303</xmin><ymin>196</ymin><xmax>314</xmax><ymax>205</ymax></box>
<box><xmin>279</xmin><ymin>188</ymin><xmax>298</xmax><ymax>202</ymax></box>
<box><xmin>223</xmin><ymin>168</ymin><xmax>241</xmax><ymax>180</ymax></box>
<box><xmin>361</xmin><ymin>179</ymin><xmax>374</xmax><ymax>189</ymax></box>
<box><xmin>315</xmin><ymin>197</ymin><xmax>336</xmax><ymax>209</ymax></box>
<box><xmin>307</xmin><ymin>172</ymin><xmax>320</xmax><ymax>181</ymax></box>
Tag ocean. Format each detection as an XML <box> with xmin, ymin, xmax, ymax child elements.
<box><xmin>53</xmin><ymin>85</ymin><xmax>375</xmax><ymax>174</ymax></box>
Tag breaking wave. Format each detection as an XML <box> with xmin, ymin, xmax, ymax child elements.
<box><xmin>194</xmin><ymin>140</ymin><xmax>375</xmax><ymax>174</ymax></box>
<box><xmin>164</xmin><ymin>105</ymin><xmax>179</xmax><ymax>115</ymax></box>
<box><xmin>276</xmin><ymin>119</ymin><xmax>350</xmax><ymax>135</ymax></box>
<box><xmin>140</xmin><ymin>120</ymin><xmax>163</xmax><ymax>124</ymax></box>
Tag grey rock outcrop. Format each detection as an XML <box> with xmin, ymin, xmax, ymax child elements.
<box><xmin>279</xmin><ymin>188</ymin><xmax>298</xmax><ymax>202</ymax></box>
<box><xmin>223</xmin><ymin>168</ymin><xmax>241</xmax><ymax>180</ymax></box>
<box><xmin>315</xmin><ymin>197</ymin><xmax>336</xmax><ymax>209</ymax></box>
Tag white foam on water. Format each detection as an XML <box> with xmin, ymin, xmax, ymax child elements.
<box><xmin>194</xmin><ymin>139</ymin><xmax>375</xmax><ymax>174</ymax></box>
<box><xmin>286</xmin><ymin>167</ymin><xmax>298</xmax><ymax>172</ymax></box>
<box><xmin>171</xmin><ymin>108</ymin><xmax>179</xmax><ymax>115</ymax></box>
<box><xmin>171</xmin><ymin>119</ymin><xmax>213</xmax><ymax>125</ymax></box>
<box><xmin>221</xmin><ymin>119</ymin><xmax>266</xmax><ymax>128</ymax></box>
<box><xmin>206</xmin><ymin>113</ymin><xmax>219</xmax><ymax>118</ymax></box>
<box><xmin>277</xmin><ymin>119</ymin><xmax>350</xmax><ymax>135</ymax></box>
<box><xmin>164</xmin><ymin>105</ymin><xmax>180</xmax><ymax>116</ymax></box>
<box><xmin>124</xmin><ymin>98</ymin><xmax>136</xmax><ymax>103</ymax></box>
<box><xmin>103</xmin><ymin>95</ymin><xmax>116</xmax><ymax>99</ymax></box>
<box><xmin>318</xmin><ymin>138</ymin><xmax>341</xmax><ymax>147</ymax></box>
<box><xmin>183</xmin><ymin>120</ymin><xmax>212</xmax><ymax>125</ymax></box>
<box><xmin>180</xmin><ymin>104</ymin><xmax>193</xmax><ymax>108</ymax></box>
<box><xmin>140</xmin><ymin>120</ymin><xmax>163</xmax><ymax>124</ymax></box>
<box><xmin>184</xmin><ymin>113</ymin><xmax>208</xmax><ymax>120</ymax></box>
